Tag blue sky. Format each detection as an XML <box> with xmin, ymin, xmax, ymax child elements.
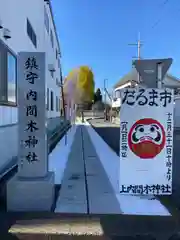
<box><xmin>52</xmin><ymin>0</ymin><xmax>180</xmax><ymax>90</ymax></box>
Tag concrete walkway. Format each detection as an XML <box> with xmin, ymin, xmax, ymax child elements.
<box><xmin>55</xmin><ymin>126</ymin><xmax>87</xmax><ymax>213</ymax></box>
<box><xmin>49</xmin><ymin>125</ymin><xmax>77</xmax><ymax>185</ymax></box>
<box><xmin>55</xmin><ymin>125</ymin><xmax>122</xmax><ymax>214</ymax></box>
<box><xmin>82</xmin><ymin>125</ymin><xmax>122</xmax><ymax>214</ymax></box>
<box><xmin>55</xmin><ymin>122</ymin><xmax>171</xmax><ymax>216</ymax></box>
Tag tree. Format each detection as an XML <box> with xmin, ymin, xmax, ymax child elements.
<box><xmin>64</xmin><ymin>66</ymin><xmax>95</xmax><ymax>105</ymax></box>
<box><xmin>94</xmin><ymin>88</ymin><xmax>102</xmax><ymax>103</ymax></box>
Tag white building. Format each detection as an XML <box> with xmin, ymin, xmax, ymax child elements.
<box><xmin>0</xmin><ymin>0</ymin><xmax>62</xmax><ymax>171</ymax></box>
<box><xmin>111</xmin><ymin>68</ymin><xmax>180</xmax><ymax>128</ymax></box>
<box><xmin>112</xmin><ymin>68</ymin><xmax>180</xmax><ymax>108</ymax></box>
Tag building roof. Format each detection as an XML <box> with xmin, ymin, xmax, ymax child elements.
<box><xmin>48</xmin><ymin>0</ymin><xmax>61</xmax><ymax>56</ymax></box>
<box><xmin>113</xmin><ymin>68</ymin><xmax>138</xmax><ymax>89</ymax></box>
<box><xmin>113</xmin><ymin>68</ymin><xmax>180</xmax><ymax>89</ymax></box>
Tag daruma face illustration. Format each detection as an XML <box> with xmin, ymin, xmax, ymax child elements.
<box><xmin>128</xmin><ymin>118</ymin><xmax>166</xmax><ymax>159</ymax></box>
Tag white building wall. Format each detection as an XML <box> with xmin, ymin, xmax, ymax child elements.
<box><xmin>0</xmin><ymin>0</ymin><xmax>45</xmax><ymax>126</ymax></box>
<box><xmin>0</xmin><ymin>0</ymin><xmax>45</xmax><ymax>52</ymax></box>
<box><xmin>0</xmin><ymin>0</ymin><xmax>62</xmax><ymax>171</ymax></box>
<box><xmin>112</xmin><ymin>75</ymin><xmax>180</xmax><ymax>109</ymax></box>
<box><xmin>0</xmin><ymin>124</ymin><xmax>18</xmax><ymax>170</ymax></box>
<box><xmin>0</xmin><ymin>0</ymin><xmax>61</xmax><ymax>125</ymax></box>
<box><xmin>112</xmin><ymin>77</ymin><xmax>180</xmax><ymax>129</ymax></box>
<box><xmin>163</xmin><ymin>75</ymin><xmax>180</xmax><ymax>88</ymax></box>
<box><xmin>44</xmin><ymin>3</ymin><xmax>61</xmax><ymax>119</ymax></box>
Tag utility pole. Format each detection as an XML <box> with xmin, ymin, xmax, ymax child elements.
<box><xmin>104</xmin><ymin>79</ymin><xmax>108</xmax><ymax>120</ymax></box>
<box><xmin>59</xmin><ymin>66</ymin><xmax>68</xmax><ymax>145</ymax></box>
<box><xmin>104</xmin><ymin>79</ymin><xmax>107</xmax><ymax>104</ymax></box>
<box><xmin>128</xmin><ymin>32</ymin><xmax>143</xmax><ymax>83</ymax></box>
<box><xmin>60</xmin><ymin>67</ymin><xmax>66</xmax><ymax>119</ymax></box>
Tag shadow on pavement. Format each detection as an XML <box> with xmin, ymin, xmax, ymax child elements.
<box><xmin>90</xmin><ymin>125</ymin><xmax>120</xmax><ymax>156</ymax></box>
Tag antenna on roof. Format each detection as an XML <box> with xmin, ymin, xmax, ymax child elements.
<box><xmin>128</xmin><ymin>32</ymin><xmax>143</xmax><ymax>83</ymax></box>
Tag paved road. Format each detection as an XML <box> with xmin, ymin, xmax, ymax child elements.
<box><xmin>88</xmin><ymin>119</ymin><xmax>120</xmax><ymax>155</ymax></box>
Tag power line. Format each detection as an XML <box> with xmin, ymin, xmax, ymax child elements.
<box><xmin>127</xmin><ymin>1</ymin><xmax>169</xmax><ymax>61</ymax></box>
<box><xmin>127</xmin><ymin>0</ymin><xmax>171</xmax><ymax>74</ymax></box>
<box><xmin>150</xmin><ymin>0</ymin><xmax>171</xmax><ymax>31</ymax></box>
<box><xmin>141</xmin><ymin>0</ymin><xmax>172</xmax><ymax>49</ymax></box>
<box><xmin>161</xmin><ymin>0</ymin><xmax>170</xmax><ymax>7</ymax></box>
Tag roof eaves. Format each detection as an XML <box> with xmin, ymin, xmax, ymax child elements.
<box><xmin>113</xmin><ymin>70</ymin><xmax>135</xmax><ymax>89</ymax></box>
<box><xmin>48</xmin><ymin>0</ymin><xmax>61</xmax><ymax>57</ymax></box>
<box><xmin>166</xmin><ymin>73</ymin><xmax>180</xmax><ymax>82</ymax></box>
<box><xmin>113</xmin><ymin>71</ymin><xmax>180</xmax><ymax>89</ymax></box>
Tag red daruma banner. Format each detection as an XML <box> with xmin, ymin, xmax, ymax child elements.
<box><xmin>119</xmin><ymin>88</ymin><xmax>174</xmax><ymax>195</ymax></box>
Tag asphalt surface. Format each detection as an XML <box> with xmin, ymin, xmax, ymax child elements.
<box><xmin>88</xmin><ymin>119</ymin><xmax>120</xmax><ymax>156</ymax></box>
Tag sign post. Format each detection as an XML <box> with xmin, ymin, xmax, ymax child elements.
<box><xmin>157</xmin><ymin>62</ymin><xmax>163</xmax><ymax>89</ymax></box>
<box><xmin>7</xmin><ymin>52</ymin><xmax>54</xmax><ymax>211</ymax></box>
<box><xmin>119</xmin><ymin>58</ymin><xmax>174</xmax><ymax>195</ymax></box>
<box><xmin>119</xmin><ymin>87</ymin><xmax>174</xmax><ymax>195</ymax></box>
<box><xmin>134</xmin><ymin>58</ymin><xmax>173</xmax><ymax>88</ymax></box>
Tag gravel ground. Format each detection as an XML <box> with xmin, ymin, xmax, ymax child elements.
<box><xmin>1</xmin><ymin>212</ymin><xmax>180</xmax><ymax>239</ymax></box>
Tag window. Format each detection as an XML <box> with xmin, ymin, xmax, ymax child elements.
<box><xmin>56</xmin><ymin>49</ymin><xmax>58</xmax><ymax>59</ymax></box>
<box><xmin>0</xmin><ymin>40</ymin><xmax>17</xmax><ymax>106</ymax></box>
<box><xmin>56</xmin><ymin>78</ymin><xmax>60</xmax><ymax>87</ymax></box>
<box><xmin>59</xmin><ymin>98</ymin><xmax>61</xmax><ymax>111</ymax></box>
<box><xmin>58</xmin><ymin>58</ymin><xmax>60</xmax><ymax>68</ymax></box>
<box><xmin>56</xmin><ymin>96</ymin><xmax>59</xmax><ymax>112</ymax></box>
<box><xmin>50</xmin><ymin>29</ymin><xmax>54</xmax><ymax>48</ymax></box>
<box><xmin>7</xmin><ymin>53</ymin><xmax>16</xmax><ymax>103</ymax></box>
<box><xmin>44</xmin><ymin>6</ymin><xmax>49</xmax><ymax>33</ymax></box>
<box><xmin>50</xmin><ymin>90</ymin><xmax>54</xmax><ymax>111</ymax></box>
<box><xmin>50</xmin><ymin>71</ymin><xmax>54</xmax><ymax>78</ymax></box>
<box><xmin>115</xmin><ymin>90</ymin><xmax>120</xmax><ymax>99</ymax></box>
<box><xmin>46</xmin><ymin>88</ymin><xmax>49</xmax><ymax>110</ymax></box>
<box><xmin>27</xmin><ymin>19</ymin><xmax>37</xmax><ymax>48</ymax></box>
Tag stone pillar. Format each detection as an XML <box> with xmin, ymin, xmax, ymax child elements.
<box><xmin>7</xmin><ymin>52</ymin><xmax>54</xmax><ymax>212</ymax></box>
